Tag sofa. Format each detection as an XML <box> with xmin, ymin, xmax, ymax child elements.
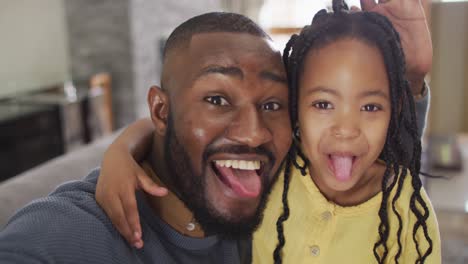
<box><xmin>0</xmin><ymin>133</ymin><xmax>117</xmax><ymax>228</ymax></box>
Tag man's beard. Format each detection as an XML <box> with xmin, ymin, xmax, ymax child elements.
<box><xmin>163</xmin><ymin>115</ymin><xmax>280</xmax><ymax>239</ymax></box>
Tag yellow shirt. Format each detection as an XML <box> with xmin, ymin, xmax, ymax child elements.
<box><xmin>253</xmin><ymin>168</ymin><xmax>441</xmax><ymax>263</ymax></box>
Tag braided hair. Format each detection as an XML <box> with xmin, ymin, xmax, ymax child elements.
<box><xmin>273</xmin><ymin>1</ymin><xmax>433</xmax><ymax>263</ymax></box>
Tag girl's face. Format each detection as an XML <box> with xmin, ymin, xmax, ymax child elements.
<box><xmin>298</xmin><ymin>38</ymin><xmax>391</xmax><ymax>202</ymax></box>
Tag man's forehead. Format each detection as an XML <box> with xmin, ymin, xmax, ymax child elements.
<box><xmin>188</xmin><ymin>32</ymin><xmax>279</xmax><ymax>58</ymax></box>
<box><xmin>162</xmin><ymin>32</ymin><xmax>284</xmax><ymax>90</ymax></box>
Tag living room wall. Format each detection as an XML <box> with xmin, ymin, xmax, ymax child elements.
<box><xmin>64</xmin><ymin>0</ymin><xmax>135</xmax><ymax>128</ymax></box>
<box><xmin>130</xmin><ymin>0</ymin><xmax>223</xmax><ymax>118</ymax></box>
<box><xmin>430</xmin><ymin>1</ymin><xmax>468</xmax><ymax>134</ymax></box>
<box><xmin>0</xmin><ymin>0</ymin><xmax>71</xmax><ymax>99</ymax></box>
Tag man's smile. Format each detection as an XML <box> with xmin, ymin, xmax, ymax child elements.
<box><xmin>208</xmin><ymin>154</ymin><xmax>269</xmax><ymax>199</ymax></box>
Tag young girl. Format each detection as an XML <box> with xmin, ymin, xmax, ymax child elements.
<box><xmin>254</xmin><ymin>2</ymin><xmax>440</xmax><ymax>263</ymax></box>
<box><xmin>96</xmin><ymin>1</ymin><xmax>440</xmax><ymax>263</ymax></box>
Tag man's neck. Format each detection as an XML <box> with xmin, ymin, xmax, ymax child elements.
<box><xmin>148</xmin><ymin>138</ymin><xmax>172</xmax><ymax>189</ymax></box>
<box><xmin>141</xmin><ymin>161</ymin><xmax>206</xmax><ymax>238</ymax></box>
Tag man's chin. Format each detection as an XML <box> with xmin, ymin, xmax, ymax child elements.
<box><xmin>195</xmin><ymin>192</ymin><xmax>271</xmax><ymax>238</ymax></box>
<box><xmin>212</xmin><ymin>193</ymin><xmax>261</xmax><ymax>215</ymax></box>
<box><xmin>214</xmin><ymin>204</ymin><xmax>260</xmax><ymax>226</ymax></box>
<box><xmin>195</xmin><ymin>209</ymin><xmax>264</xmax><ymax>239</ymax></box>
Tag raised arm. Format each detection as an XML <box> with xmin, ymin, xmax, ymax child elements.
<box><xmin>96</xmin><ymin>118</ymin><xmax>167</xmax><ymax>248</ymax></box>
<box><xmin>361</xmin><ymin>0</ymin><xmax>432</xmax><ymax>135</ymax></box>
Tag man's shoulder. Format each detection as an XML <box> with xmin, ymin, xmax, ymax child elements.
<box><xmin>0</xmin><ymin>169</ymin><xmax>132</xmax><ymax>263</ymax></box>
<box><xmin>8</xmin><ymin>168</ymin><xmax>106</xmax><ymax>226</ymax></box>
<box><xmin>49</xmin><ymin>167</ymin><xmax>100</xmax><ymax>197</ymax></box>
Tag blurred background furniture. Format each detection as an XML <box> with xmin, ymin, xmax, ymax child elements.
<box><xmin>89</xmin><ymin>72</ymin><xmax>113</xmax><ymax>135</ymax></box>
<box><xmin>0</xmin><ymin>132</ymin><xmax>117</xmax><ymax>228</ymax></box>
<box><xmin>424</xmin><ymin>134</ymin><xmax>468</xmax><ymax>263</ymax></box>
<box><xmin>0</xmin><ymin>76</ymin><xmax>114</xmax><ymax>182</ymax></box>
<box><xmin>0</xmin><ymin>102</ymin><xmax>62</xmax><ymax>181</ymax></box>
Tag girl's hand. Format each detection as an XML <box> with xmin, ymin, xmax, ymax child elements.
<box><xmin>95</xmin><ymin>118</ymin><xmax>167</xmax><ymax>249</ymax></box>
<box><xmin>361</xmin><ymin>0</ymin><xmax>432</xmax><ymax>95</ymax></box>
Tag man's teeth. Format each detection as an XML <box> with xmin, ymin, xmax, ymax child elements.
<box><xmin>214</xmin><ymin>160</ymin><xmax>261</xmax><ymax>170</ymax></box>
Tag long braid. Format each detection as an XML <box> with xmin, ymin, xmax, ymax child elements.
<box><xmin>373</xmin><ymin>154</ymin><xmax>393</xmax><ymax>263</ymax></box>
<box><xmin>273</xmin><ymin>0</ymin><xmax>434</xmax><ymax>263</ymax></box>
<box><xmin>363</xmin><ymin>11</ymin><xmax>431</xmax><ymax>263</ymax></box>
<box><xmin>273</xmin><ymin>150</ymin><xmax>293</xmax><ymax>264</ymax></box>
<box><xmin>402</xmin><ymin>51</ymin><xmax>433</xmax><ymax>263</ymax></box>
<box><xmin>273</xmin><ymin>36</ymin><xmax>297</xmax><ymax>263</ymax></box>
<box><xmin>365</xmin><ymin>12</ymin><xmax>406</xmax><ymax>263</ymax></box>
<box><xmin>365</xmin><ymin>12</ymin><xmax>433</xmax><ymax>263</ymax></box>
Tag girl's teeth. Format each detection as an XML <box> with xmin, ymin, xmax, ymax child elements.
<box><xmin>214</xmin><ymin>160</ymin><xmax>261</xmax><ymax>171</ymax></box>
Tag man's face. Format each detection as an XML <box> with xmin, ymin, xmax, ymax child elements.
<box><xmin>161</xmin><ymin>32</ymin><xmax>291</xmax><ymax>236</ymax></box>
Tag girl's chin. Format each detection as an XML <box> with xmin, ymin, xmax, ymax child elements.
<box><xmin>326</xmin><ymin>179</ymin><xmax>356</xmax><ymax>192</ymax></box>
<box><xmin>313</xmin><ymin>172</ymin><xmax>356</xmax><ymax>194</ymax></box>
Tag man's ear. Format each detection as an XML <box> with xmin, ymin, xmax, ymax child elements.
<box><xmin>147</xmin><ymin>86</ymin><xmax>169</xmax><ymax>136</ymax></box>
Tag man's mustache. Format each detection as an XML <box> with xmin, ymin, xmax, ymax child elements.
<box><xmin>203</xmin><ymin>144</ymin><xmax>275</xmax><ymax>166</ymax></box>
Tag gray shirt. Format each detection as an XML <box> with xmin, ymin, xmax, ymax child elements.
<box><xmin>0</xmin><ymin>169</ymin><xmax>250</xmax><ymax>264</ymax></box>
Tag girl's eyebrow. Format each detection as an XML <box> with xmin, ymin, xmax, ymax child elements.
<box><xmin>304</xmin><ymin>86</ymin><xmax>389</xmax><ymax>100</ymax></box>
<box><xmin>304</xmin><ymin>86</ymin><xmax>339</xmax><ymax>97</ymax></box>
<box><xmin>359</xmin><ymin>90</ymin><xmax>389</xmax><ymax>100</ymax></box>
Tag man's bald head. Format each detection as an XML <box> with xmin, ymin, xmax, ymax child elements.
<box><xmin>160</xmin><ymin>12</ymin><xmax>274</xmax><ymax>91</ymax></box>
<box><xmin>163</xmin><ymin>12</ymin><xmax>270</xmax><ymax>60</ymax></box>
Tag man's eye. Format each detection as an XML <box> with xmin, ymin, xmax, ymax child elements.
<box><xmin>262</xmin><ymin>102</ymin><xmax>281</xmax><ymax>111</ymax></box>
<box><xmin>204</xmin><ymin>96</ymin><xmax>229</xmax><ymax>106</ymax></box>
<box><xmin>313</xmin><ymin>101</ymin><xmax>333</xmax><ymax>110</ymax></box>
<box><xmin>361</xmin><ymin>104</ymin><xmax>381</xmax><ymax>112</ymax></box>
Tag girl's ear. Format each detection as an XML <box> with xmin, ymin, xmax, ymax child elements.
<box><xmin>147</xmin><ymin>86</ymin><xmax>169</xmax><ymax>136</ymax></box>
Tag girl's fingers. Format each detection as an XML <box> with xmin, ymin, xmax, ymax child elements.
<box><xmin>120</xmin><ymin>191</ymin><xmax>143</xmax><ymax>248</ymax></box>
<box><xmin>137</xmin><ymin>171</ymin><xmax>168</xmax><ymax>197</ymax></box>
<box><xmin>107</xmin><ymin>196</ymin><xmax>135</xmax><ymax>246</ymax></box>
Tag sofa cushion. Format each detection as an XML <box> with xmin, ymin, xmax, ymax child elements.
<box><xmin>0</xmin><ymin>134</ymin><xmax>116</xmax><ymax>228</ymax></box>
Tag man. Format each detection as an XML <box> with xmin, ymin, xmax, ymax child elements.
<box><xmin>0</xmin><ymin>13</ymin><xmax>291</xmax><ymax>264</ymax></box>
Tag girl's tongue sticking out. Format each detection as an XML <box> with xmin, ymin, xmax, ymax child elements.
<box><xmin>329</xmin><ymin>155</ymin><xmax>354</xmax><ymax>182</ymax></box>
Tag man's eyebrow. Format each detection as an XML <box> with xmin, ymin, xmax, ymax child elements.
<box><xmin>259</xmin><ymin>70</ymin><xmax>287</xmax><ymax>84</ymax></box>
<box><xmin>359</xmin><ymin>90</ymin><xmax>389</xmax><ymax>100</ymax></box>
<box><xmin>197</xmin><ymin>65</ymin><xmax>243</xmax><ymax>79</ymax></box>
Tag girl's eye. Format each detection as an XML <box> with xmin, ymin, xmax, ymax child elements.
<box><xmin>313</xmin><ymin>101</ymin><xmax>333</xmax><ymax>110</ymax></box>
<box><xmin>204</xmin><ymin>96</ymin><xmax>229</xmax><ymax>106</ymax></box>
<box><xmin>262</xmin><ymin>102</ymin><xmax>281</xmax><ymax>111</ymax></box>
<box><xmin>361</xmin><ymin>104</ymin><xmax>381</xmax><ymax>112</ymax></box>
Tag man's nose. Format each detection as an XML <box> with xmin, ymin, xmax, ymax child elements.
<box><xmin>226</xmin><ymin>105</ymin><xmax>273</xmax><ymax>148</ymax></box>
